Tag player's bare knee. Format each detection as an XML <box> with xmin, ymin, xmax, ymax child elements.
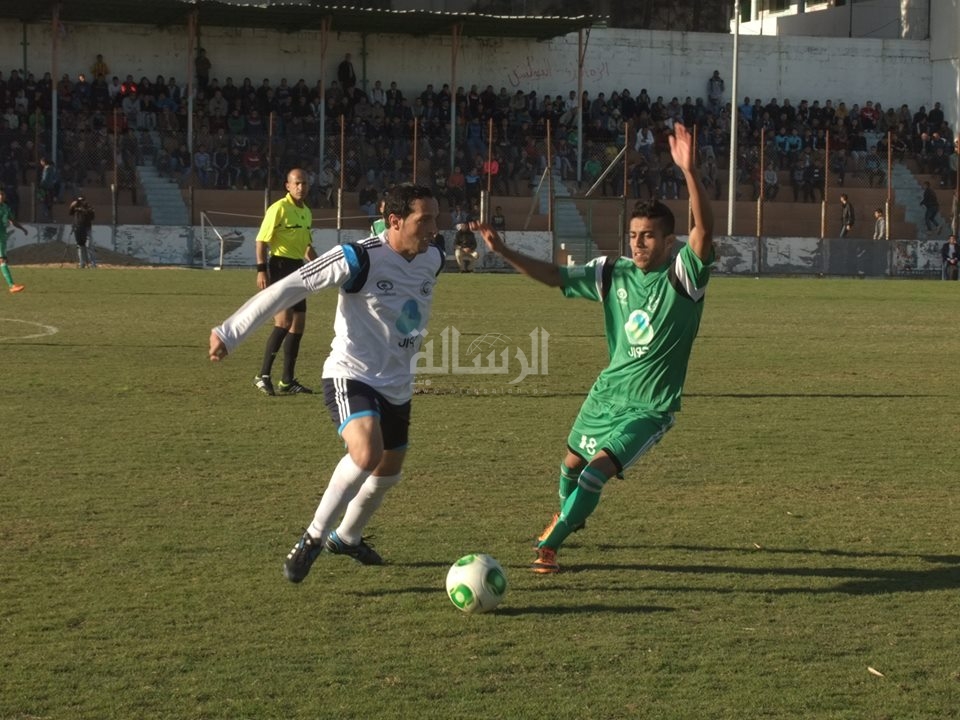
<box><xmin>347</xmin><ymin>443</ymin><xmax>384</xmax><ymax>472</ymax></box>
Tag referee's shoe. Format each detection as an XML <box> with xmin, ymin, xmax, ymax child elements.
<box><xmin>278</xmin><ymin>378</ymin><xmax>313</xmax><ymax>394</ymax></box>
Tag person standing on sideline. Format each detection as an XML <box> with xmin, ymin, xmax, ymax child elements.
<box><xmin>470</xmin><ymin>123</ymin><xmax>714</xmax><ymax>574</ymax></box>
<box><xmin>0</xmin><ymin>189</ymin><xmax>26</xmax><ymax>293</ymax></box>
<box><xmin>209</xmin><ymin>184</ymin><xmax>443</xmax><ymax>580</ymax></box>
<box><xmin>942</xmin><ymin>233</ymin><xmax>959</xmax><ymax>280</ymax></box>
<box><xmin>872</xmin><ymin>207</ymin><xmax>886</xmax><ymax>241</ymax></box>
<box><xmin>69</xmin><ymin>195</ymin><xmax>96</xmax><ymax>268</ymax></box>
<box><xmin>253</xmin><ymin>168</ymin><xmax>317</xmax><ymax>395</ymax></box>
<box><xmin>839</xmin><ymin>193</ymin><xmax>855</xmax><ymax>238</ymax></box>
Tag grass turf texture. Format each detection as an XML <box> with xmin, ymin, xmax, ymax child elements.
<box><xmin>1</xmin><ymin>267</ymin><xmax>958</xmax><ymax>719</ymax></box>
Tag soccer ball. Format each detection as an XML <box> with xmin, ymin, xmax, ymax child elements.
<box><xmin>445</xmin><ymin>553</ymin><xmax>508</xmax><ymax>614</ymax></box>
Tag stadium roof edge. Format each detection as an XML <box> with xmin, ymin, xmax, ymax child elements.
<box><xmin>0</xmin><ymin>1</ymin><xmax>603</xmax><ymax>40</ymax></box>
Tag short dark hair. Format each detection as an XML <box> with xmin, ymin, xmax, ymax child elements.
<box><xmin>631</xmin><ymin>200</ymin><xmax>675</xmax><ymax>236</ymax></box>
<box><xmin>383</xmin><ymin>183</ymin><xmax>434</xmax><ymax>221</ymax></box>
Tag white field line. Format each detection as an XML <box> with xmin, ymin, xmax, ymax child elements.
<box><xmin>0</xmin><ymin>318</ymin><xmax>59</xmax><ymax>341</ymax></box>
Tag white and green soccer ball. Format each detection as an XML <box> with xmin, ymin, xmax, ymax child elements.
<box><xmin>445</xmin><ymin>553</ymin><xmax>508</xmax><ymax>614</ymax></box>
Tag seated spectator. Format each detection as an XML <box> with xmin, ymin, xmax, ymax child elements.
<box><xmin>863</xmin><ymin>146</ymin><xmax>885</xmax><ymax>188</ymax></box>
<box><xmin>451</xmin><ymin>203</ymin><xmax>470</xmax><ymax>231</ymax></box>
<box><xmin>212</xmin><ymin>144</ymin><xmax>230</xmax><ymax>188</ymax></box>
<box><xmin>447</xmin><ymin>165</ymin><xmax>466</xmax><ymax>208</ymax></box>
<box><xmin>242</xmin><ymin>143</ymin><xmax>265</xmax><ymax>189</ymax></box>
<box><xmin>172</xmin><ymin>143</ymin><xmax>191</xmax><ymax>186</ymax></box>
<box><xmin>762</xmin><ymin>164</ymin><xmax>779</xmax><ymax>200</ymax></box>
<box><xmin>660</xmin><ymin>162</ymin><xmax>680</xmax><ymax>200</ymax></box>
<box><xmin>193</xmin><ymin>144</ymin><xmax>212</xmax><ymax>187</ymax></box>
<box><xmin>358</xmin><ymin>184</ymin><xmax>379</xmax><ymax>220</ymax></box>
<box><xmin>313</xmin><ymin>165</ymin><xmax>334</xmax><ymax>208</ymax></box>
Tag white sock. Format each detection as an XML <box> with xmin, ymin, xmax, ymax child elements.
<box><xmin>335</xmin><ymin>473</ymin><xmax>401</xmax><ymax>545</ymax></box>
<box><xmin>307</xmin><ymin>455</ymin><xmax>371</xmax><ymax>540</ymax></box>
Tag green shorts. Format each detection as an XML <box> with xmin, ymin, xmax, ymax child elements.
<box><xmin>566</xmin><ymin>392</ymin><xmax>675</xmax><ymax>474</ymax></box>
<box><xmin>0</xmin><ymin>236</ymin><xmax>7</xmax><ymax>258</ymax></box>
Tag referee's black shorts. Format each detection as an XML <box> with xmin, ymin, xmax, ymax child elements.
<box><xmin>268</xmin><ymin>255</ymin><xmax>306</xmax><ymax>313</ymax></box>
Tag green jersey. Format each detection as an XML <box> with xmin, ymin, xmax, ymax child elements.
<box><xmin>0</xmin><ymin>203</ymin><xmax>14</xmax><ymax>242</ymax></box>
<box><xmin>559</xmin><ymin>244</ymin><xmax>712</xmax><ymax>413</ymax></box>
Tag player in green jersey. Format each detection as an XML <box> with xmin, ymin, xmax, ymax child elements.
<box><xmin>0</xmin><ymin>189</ymin><xmax>27</xmax><ymax>293</ymax></box>
<box><xmin>470</xmin><ymin>123</ymin><xmax>714</xmax><ymax>573</ymax></box>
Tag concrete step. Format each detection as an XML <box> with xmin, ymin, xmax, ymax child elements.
<box><xmin>137</xmin><ymin>164</ymin><xmax>189</xmax><ymax>226</ymax></box>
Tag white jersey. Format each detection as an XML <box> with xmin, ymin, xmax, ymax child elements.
<box><xmin>213</xmin><ymin>235</ymin><xmax>444</xmax><ymax>404</ymax></box>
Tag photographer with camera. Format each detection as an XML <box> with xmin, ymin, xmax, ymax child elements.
<box><xmin>69</xmin><ymin>195</ymin><xmax>96</xmax><ymax>269</ymax></box>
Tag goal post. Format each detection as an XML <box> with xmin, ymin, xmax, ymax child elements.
<box><xmin>199</xmin><ymin>210</ymin><xmax>255</xmax><ymax>270</ymax></box>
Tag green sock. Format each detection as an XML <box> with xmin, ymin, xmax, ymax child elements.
<box><xmin>541</xmin><ymin>466</ymin><xmax>608</xmax><ymax>549</ymax></box>
<box><xmin>558</xmin><ymin>463</ymin><xmax>579</xmax><ymax>509</ymax></box>
<box><xmin>1</xmin><ymin>264</ymin><xmax>13</xmax><ymax>287</ymax></box>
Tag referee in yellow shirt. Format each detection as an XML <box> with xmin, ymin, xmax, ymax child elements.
<box><xmin>253</xmin><ymin>168</ymin><xmax>318</xmax><ymax>395</ymax></box>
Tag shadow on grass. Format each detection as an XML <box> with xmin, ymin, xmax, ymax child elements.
<box><xmin>413</xmin><ymin>390</ymin><xmax>937</xmax><ymax>400</ymax></box>
<box><xmin>494</xmin><ymin>603</ymin><xmax>673</xmax><ymax>616</ymax></box>
<box><xmin>582</xmin><ymin>543</ymin><xmax>960</xmax><ymax>595</ymax></box>
<box><xmin>686</xmin><ymin>392</ymin><xmax>938</xmax><ymax>399</ymax></box>
<box><xmin>344</xmin><ymin>586</ymin><xmax>674</xmax><ymax>615</ymax></box>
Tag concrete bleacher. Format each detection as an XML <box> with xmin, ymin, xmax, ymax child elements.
<box><xmin>16</xmin><ymin>168</ymin><xmax>935</xmax><ymax>245</ymax></box>
<box><xmin>20</xmin><ymin>184</ymin><xmax>152</xmax><ymax>225</ymax></box>
<box><xmin>564</xmin><ymin>192</ymin><xmax>918</xmax><ymax>256</ymax></box>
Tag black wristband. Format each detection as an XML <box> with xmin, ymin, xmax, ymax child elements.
<box><xmin>256</xmin><ymin>263</ymin><xmax>267</xmax><ymax>273</ymax></box>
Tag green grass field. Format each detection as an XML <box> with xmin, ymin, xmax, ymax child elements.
<box><xmin>1</xmin><ymin>266</ymin><xmax>958</xmax><ymax>720</ymax></box>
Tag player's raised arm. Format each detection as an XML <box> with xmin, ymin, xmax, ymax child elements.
<box><xmin>669</xmin><ymin>123</ymin><xmax>714</xmax><ymax>263</ymax></box>
<box><xmin>470</xmin><ymin>221</ymin><xmax>562</xmax><ymax>288</ymax></box>
<box><xmin>208</xmin><ymin>242</ymin><xmax>359</xmax><ymax>362</ymax></box>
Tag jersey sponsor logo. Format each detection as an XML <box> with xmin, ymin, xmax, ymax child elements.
<box><xmin>646</xmin><ymin>291</ymin><xmax>663</xmax><ymax>315</ymax></box>
<box><xmin>624</xmin><ymin>309</ymin><xmax>654</xmax><ymax>356</ymax></box>
<box><xmin>396</xmin><ymin>299</ymin><xmax>423</xmax><ymax>335</ymax></box>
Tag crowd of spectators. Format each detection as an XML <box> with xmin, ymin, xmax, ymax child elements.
<box><xmin>0</xmin><ymin>55</ymin><xmax>955</xmax><ymax>222</ymax></box>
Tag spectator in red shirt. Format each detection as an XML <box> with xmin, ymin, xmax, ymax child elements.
<box><xmin>242</xmin><ymin>143</ymin><xmax>265</xmax><ymax>189</ymax></box>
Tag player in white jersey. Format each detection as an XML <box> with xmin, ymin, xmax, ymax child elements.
<box><xmin>209</xmin><ymin>183</ymin><xmax>443</xmax><ymax>581</ymax></box>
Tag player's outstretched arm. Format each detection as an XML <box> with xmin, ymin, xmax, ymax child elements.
<box><xmin>669</xmin><ymin>124</ymin><xmax>714</xmax><ymax>263</ymax></box>
<box><xmin>470</xmin><ymin>221</ymin><xmax>562</xmax><ymax>288</ymax></box>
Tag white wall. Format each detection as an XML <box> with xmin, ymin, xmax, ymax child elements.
<box><xmin>0</xmin><ymin>20</ymin><xmax>941</xmax><ymax>117</ymax></box>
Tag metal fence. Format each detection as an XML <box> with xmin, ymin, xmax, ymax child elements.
<box><xmin>5</xmin><ymin>103</ymin><xmax>958</xmax><ymax>242</ymax></box>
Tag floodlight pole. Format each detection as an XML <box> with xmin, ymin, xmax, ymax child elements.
<box><xmin>727</xmin><ymin>0</ymin><xmax>741</xmax><ymax>236</ymax></box>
